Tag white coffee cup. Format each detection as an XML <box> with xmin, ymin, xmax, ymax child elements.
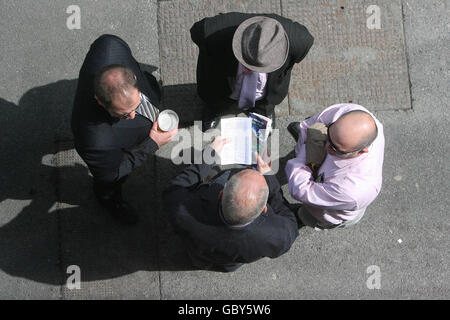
<box><xmin>157</xmin><ymin>109</ymin><xmax>179</xmax><ymax>131</ymax></box>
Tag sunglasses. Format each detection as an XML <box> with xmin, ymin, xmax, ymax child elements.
<box><xmin>326</xmin><ymin>123</ymin><xmax>361</xmax><ymax>156</ymax></box>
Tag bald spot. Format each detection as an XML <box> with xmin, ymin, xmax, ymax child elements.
<box><xmin>233</xmin><ymin>169</ymin><xmax>267</xmax><ymax>208</ymax></box>
<box><xmin>331</xmin><ymin>111</ymin><xmax>377</xmax><ymax>152</ymax></box>
<box><xmin>102</xmin><ymin>70</ymin><xmax>135</xmax><ymax>103</ymax></box>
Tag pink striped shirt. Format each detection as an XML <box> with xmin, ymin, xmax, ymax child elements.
<box><xmin>285</xmin><ymin>104</ymin><xmax>385</xmax><ymax>225</ymax></box>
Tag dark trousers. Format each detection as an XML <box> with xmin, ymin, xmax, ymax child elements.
<box><xmin>93</xmin><ymin>176</ymin><xmax>128</xmax><ymax>204</ymax></box>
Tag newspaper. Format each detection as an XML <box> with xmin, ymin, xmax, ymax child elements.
<box><xmin>220</xmin><ymin>113</ymin><xmax>272</xmax><ymax>165</ymax></box>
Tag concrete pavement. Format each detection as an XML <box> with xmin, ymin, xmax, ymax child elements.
<box><xmin>0</xmin><ymin>0</ymin><xmax>448</xmax><ymax>299</ymax></box>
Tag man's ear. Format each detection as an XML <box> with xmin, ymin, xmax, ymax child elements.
<box><xmin>359</xmin><ymin>147</ymin><xmax>369</xmax><ymax>155</ymax></box>
<box><xmin>261</xmin><ymin>205</ymin><xmax>268</xmax><ymax>215</ymax></box>
<box><xmin>94</xmin><ymin>95</ymin><xmax>105</xmax><ymax>108</ymax></box>
<box><xmin>219</xmin><ymin>190</ymin><xmax>223</xmax><ymax>199</ymax></box>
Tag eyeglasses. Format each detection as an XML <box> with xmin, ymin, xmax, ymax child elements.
<box><xmin>326</xmin><ymin>123</ymin><xmax>361</xmax><ymax>156</ymax></box>
<box><xmin>118</xmin><ymin>102</ymin><xmax>141</xmax><ymax>119</ymax></box>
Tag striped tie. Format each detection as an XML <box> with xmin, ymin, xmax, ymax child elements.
<box><xmin>135</xmin><ymin>92</ymin><xmax>159</xmax><ymax>122</ymax></box>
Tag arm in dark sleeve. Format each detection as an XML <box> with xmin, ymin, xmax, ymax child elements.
<box><xmin>261</xmin><ymin>174</ymin><xmax>299</xmax><ymax>259</ymax></box>
<box><xmin>165</xmin><ymin>145</ymin><xmax>217</xmax><ymax>191</ymax></box>
<box><xmin>264</xmin><ymin>174</ymin><xmax>298</xmax><ymax>224</ymax></box>
<box><xmin>262</xmin><ymin>175</ymin><xmax>299</xmax><ymax>259</ymax></box>
<box><xmin>78</xmin><ymin>136</ymin><xmax>159</xmax><ymax>183</ymax></box>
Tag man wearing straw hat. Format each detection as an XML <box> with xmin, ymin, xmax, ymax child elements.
<box><xmin>191</xmin><ymin>12</ymin><xmax>314</xmax><ymax>131</ymax></box>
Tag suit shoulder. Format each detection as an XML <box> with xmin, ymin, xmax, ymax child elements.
<box><xmin>203</xmin><ymin>12</ymin><xmax>252</xmax><ymax>35</ymax></box>
<box><xmin>73</xmin><ymin>120</ymin><xmax>116</xmax><ymax>150</ymax></box>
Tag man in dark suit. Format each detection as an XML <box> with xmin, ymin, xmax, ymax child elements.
<box><xmin>190</xmin><ymin>12</ymin><xmax>314</xmax><ymax>130</ymax></box>
<box><xmin>71</xmin><ymin>34</ymin><xmax>177</xmax><ymax>225</ymax></box>
<box><xmin>163</xmin><ymin>137</ymin><xmax>300</xmax><ymax>272</ymax></box>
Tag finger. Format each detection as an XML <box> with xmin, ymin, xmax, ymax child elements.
<box><xmin>256</xmin><ymin>153</ymin><xmax>264</xmax><ymax>165</ymax></box>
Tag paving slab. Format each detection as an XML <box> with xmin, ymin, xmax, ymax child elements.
<box><xmin>282</xmin><ymin>0</ymin><xmax>411</xmax><ymax>116</ymax></box>
<box><xmin>400</xmin><ymin>0</ymin><xmax>449</xmax><ymax>116</ymax></box>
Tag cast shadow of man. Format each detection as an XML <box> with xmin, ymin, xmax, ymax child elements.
<box><xmin>0</xmin><ymin>72</ymin><xmax>206</xmax><ymax>286</ymax></box>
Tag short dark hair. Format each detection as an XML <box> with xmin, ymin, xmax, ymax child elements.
<box><xmin>93</xmin><ymin>64</ymin><xmax>137</xmax><ymax>108</ymax></box>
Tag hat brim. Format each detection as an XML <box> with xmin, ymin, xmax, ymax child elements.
<box><xmin>232</xmin><ymin>16</ymin><xmax>289</xmax><ymax>73</ymax></box>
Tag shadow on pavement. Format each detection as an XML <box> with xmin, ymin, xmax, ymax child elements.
<box><xmin>0</xmin><ymin>77</ymin><xmax>204</xmax><ymax>286</ymax></box>
<box><xmin>162</xmin><ymin>83</ymin><xmax>204</xmax><ymax>126</ymax></box>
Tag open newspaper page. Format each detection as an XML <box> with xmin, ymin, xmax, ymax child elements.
<box><xmin>220</xmin><ymin>117</ymin><xmax>252</xmax><ymax>165</ymax></box>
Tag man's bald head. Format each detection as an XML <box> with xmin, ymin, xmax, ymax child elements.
<box><xmin>94</xmin><ymin>64</ymin><xmax>138</xmax><ymax>109</ymax></box>
<box><xmin>222</xmin><ymin>169</ymin><xmax>269</xmax><ymax>226</ymax></box>
<box><xmin>329</xmin><ymin>110</ymin><xmax>378</xmax><ymax>154</ymax></box>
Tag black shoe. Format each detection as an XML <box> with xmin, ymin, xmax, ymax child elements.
<box><xmin>202</xmin><ymin>117</ymin><xmax>220</xmax><ymax>132</ymax></box>
<box><xmin>202</xmin><ymin>108</ymin><xmax>220</xmax><ymax>132</ymax></box>
<box><xmin>99</xmin><ymin>198</ymin><xmax>139</xmax><ymax>225</ymax></box>
<box><xmin>285</xmin><ymin>203</ymin><xmax>304</xmax><ymax>229</ymax></box>
<box><xmin>287</xmin><ymin>122</ymin><xmax>301</xmax><ymax>142</ymax></box>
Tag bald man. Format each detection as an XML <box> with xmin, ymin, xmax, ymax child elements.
<box><xmin>72</xmin><ymin>35</ymin><xmax>177</xmax><ymax>225</ymax></box>
<box><xmin>163</xmin><ymin>137</ymin><xmax>299</xmax><ymax>272</ymax></box>
<box><xmin>285</xmin><ymin>104</ymin><xmax>385</xmax><ymax>229</ymax></box>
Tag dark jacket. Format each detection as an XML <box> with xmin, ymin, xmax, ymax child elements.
<box><xmin>163</xmin><ymin>148</ymin><xmax>299</xmax><ymax>266</ymax></box>
<box><xmin>71</xmin><ymin>34</ymin><xmax>161</xmax><ymax>184</ymax></box>
<box><xmin>190</xmin><ymin>12</ymin><xmax>314</xmax><ymax>106</ymax></box>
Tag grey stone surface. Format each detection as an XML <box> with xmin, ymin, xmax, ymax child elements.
<box><xmin>0</xmin><ymin>0</ymin><xmax>448</xmax><ymax>300</ymax></box>
<box><xmin>282</xmin><ymin>0</ymin><xmax>411</xmax><ymax>116</ymax></box>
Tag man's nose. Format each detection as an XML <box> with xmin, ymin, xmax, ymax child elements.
<box><xmin>128</xmin><ymin>112</ymin><xmax>136</xmax><ymax>120</ymax></box>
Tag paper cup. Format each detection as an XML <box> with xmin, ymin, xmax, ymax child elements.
<box><xmin>157</xmin><ymin>109</ymin><xmax>179</xmax><ymax>131</ymax></box>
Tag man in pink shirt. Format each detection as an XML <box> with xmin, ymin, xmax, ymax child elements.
<box><xmin>285</xmin><ymin>103</ymin><xmax>385</xmax><ymax>229</ymax></box>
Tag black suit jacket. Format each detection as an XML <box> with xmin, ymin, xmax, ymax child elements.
<box><xmin>163</xmin><ymin>148</ymin><xmax>299</xmax><ymax>266</ymax></box>
<box><xmin>71</xmin><ymin>35</ymin><xmax>161</xmax><ymax>184</ymax></box>
<box><xmin>190</xmin><ymin>12</ymin><xmax>314</xmax><ymax>106</ymax></box>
